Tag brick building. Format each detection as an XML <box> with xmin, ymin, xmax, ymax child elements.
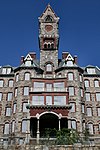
<box><xmin>0</xmin><ymin>4</ymin><xmax>100</xmax><ymax>145</ymax></box>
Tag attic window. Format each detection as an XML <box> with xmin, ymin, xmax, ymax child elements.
<box><xmin>45</xmin><ymin>15</ymin><xmax>53</xmax><ymax>22</ymax></box>
<box><xmin>25</xmin><ymin>60</ymin><xmax>31</xmax><ymax>66</ymax></box>
<box><xmin>87</xmin><ymin>68</ymin><xmax>95</xmax><ymax>74</ymax></box>
<box><xmin>67</xmin><ymin>60</ymin><xmax>73</xmax><ymax>66</ymax></box>
<box><xmin>2</xmin><ymin>68</ymin><xmax>11</xmax><ymax>74</ymax></box>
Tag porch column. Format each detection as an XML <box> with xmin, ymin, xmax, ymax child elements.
<box><xmin>37</xmin><ymin>118</ymin><xmax>40</xmax><ymax>144</ymax></box>
<box><xmin>59</xmin><ymin>118</ymin><xmax>61</xmax><ymax>130</ymax></box>
<box><xmin>68</xmin><ymin>119</ymin><xmax>71</xmax><ymax>129</ymax></box>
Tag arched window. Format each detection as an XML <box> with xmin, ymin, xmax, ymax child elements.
<box><xmin>88</xmin><ymin>123</ymin><xmax>94</xmax><ymax>134</ymax></box>
<box><xmin>84</xmin><ymin>79</ymin><xmax>89</xmax><ymax>87</ymax></box>
<box><xmin>25</xmin><ymin>72</ymin><xmax>30</xmax><ymax>80</ymax></box>
<box><xmin>4</xmin><ymin>123</ymin><xmax>9</xmax><ymax>134</ymax></box>
<box><xmin>48</xmin><ymin>43</ymin><xmax>51</xmax><ymax>49</ymax></box>
<box><xmin>51</xmin><ymin>43</ymin><xmax>54</xmax><ymax>49</ymax></box>
<box><xmin>68</xmin><ymin>72</ymin><xmax>74</xmax><ymax>81</ymax></box>
<box><xmin>8</xmin><ymin>79</ymin><xmax>14</xmax><ymax>87</ymax></box>
<box><xmin>46</xmin><ymin>64</ymin><xmax>52</xmax><ymax>72</ymax></box>
<box><xmin>44</xmin><ymin>43</ymin><xmax>47</xmax><ymax>49</ymax></box>
<box><xmin>94</xmin><ymin>80</ymin><xmax>99</xmax><ymax>87</ymax></box>
<box><xmin>71</xmin><ymin>120</ymin><xmax>76</xmax><ymax>129</ymax></box>
<box><xmin>0</xmin><ymin>80</ymin><xmax>4</xmax><ymax>87</ymax></box>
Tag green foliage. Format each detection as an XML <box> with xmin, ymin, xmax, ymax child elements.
<box><xmin>55</xmin><ymin>128</ymin><xmax>80</xmax><ymax>145</ymax></box>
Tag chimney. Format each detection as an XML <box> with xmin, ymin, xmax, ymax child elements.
<box><xmin>29</xmin><ymin>52</ymin><xmax>36</xmax><ymax>60</ymax></box>
<box><xmin>20</xmin><ymin>56</ymin><xmax>24</xmax><ymax>65</ymax></box>
<box><xmin>62</xmin><ymin>52</ymin><xmax>69</xmax><ymax>59</ymax></box>
<box><xmin>74</xmin><ymin>55</ymin><xmax>78</xmax><ymax>64</ymax></box>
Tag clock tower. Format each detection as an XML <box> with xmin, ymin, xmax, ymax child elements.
<box><xmin>38</xmin><ymin>4</ymin><xmax>59</xmax><ymax>71</ymax></box>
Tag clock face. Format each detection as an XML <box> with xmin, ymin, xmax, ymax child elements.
<box><xmin>45</xmin><ymin>25</ymin><xmax>53</xmax><ymax>32</ymax></box>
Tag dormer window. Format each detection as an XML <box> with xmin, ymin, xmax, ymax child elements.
<box><xmin>2</xmin><ymin>68</ymin><xmax>11</xmax><ymax>74</ymax></box>
<box><xmin>25</xmin><ymin>60</ymin><xmax>31</xmax><ymax>66</ymax></box>
<box><xmin>87</xmin><ymin>68</ymin><xmax>95</xmax><ymax>74</ymax></box>
<box><xmin>67</xmin><ymin>60</ymin><xmax>73</xmax><ymax>66</ymax></box>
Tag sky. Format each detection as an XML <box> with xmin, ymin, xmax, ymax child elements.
<box><xmin>0</xmin><ymin>0</ymin><xmax>100</xmax><ymax>67</ymax></box>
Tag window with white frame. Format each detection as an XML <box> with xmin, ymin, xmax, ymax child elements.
<box><xmin>22</xmin><ymin>120</ymin><xmax>27</xmax><ymax>133</ymax></box>
<box><xmin>15</xmin><ymin>88</ymin><xmax>18</xmax><ymax>97</ymax></box>
<box><xmin>24</xmin><ymin>87</ymin><xmax>29</xmax><ymax>96</ymax></box>
<box><xmin>16</xmin><ymin>74</ymin><xmax>19</xmax><ymax>82</ymax></box>
<box><xmin>70</xmin><ymin>103</ymin><xmax>75</xmax><ymax>112</ymax></box>
<box><xmin>68</xmin><ymin>72</ymin><xmax>74</xmax><ymax>81</ymax></box>
<box><xmin>46</xmin><ymin>96</ymin><xmax>52</xmax><ymax>105</ymax></box>
<box><xmin>54</xmin><ymin>96</ymin><xmax>66</xmax><ymax>105</ymax></box>
<box><xmin>79</xmin><ymin>74</ymin><xmax>82</xmax><ymax>82</ymax></box>
<box><xmin>87</xmin><ymin>68</ymin><xmax>95</xmax><ymax>74</ymax></box>
<box><xmin>0</xmin><ymin>80</ymin><xmax>4</xmax><ymax>87</ymax></box>
<box><xmin>12</xmin><ymin>121</ymin><xmax>15</xmax><ymax>133</ymax></box>
<box><xmin>88</xmin><ymin>123</ymin><xmax>94</xmax><ymax>134</ymax></box>
<box><xmin>85</xmin><ymin>93</ymin><xmax>90</xmax><ymax>101</ymax></box>
<box><xmin>46</xmin><ymin>83</ymin><xmax>52</xmax><ymax>91</ymax></box>
<box><xmin>69</xmin><ymin>87</ymin><xmax>74</xmax><ymax>96</ymax></box>
<box><xmin>13</xmin><ymin>103</ymin><xmax>16</xmax><ymax>113</ymax></box>
<box><xmin>7</xmin><ymin>68</ymin><xmax>11</xmax><ymax>74</ymax></box>
<box><xmin>94</xmin><ymin>80</ymin><xmax>99</xmax><ymax>87</ymax></box>
<box><xmin>71</xmin><ymin>120</ymin><xmax>76</xmax><ymax>129</ymax></box>
<box><xmin>8</xmin><ymin>80</ymin><xmax>14</xmax><ymax>87</ymax></box>
<box><xmin>25</xmin><ymin>72</ymin><xmax>30</xmax><ymax>80</ymax></box>
<box><xmin>32</xmin><ymin>96</ymin><xmax>44</xmax><ymax>105</ymax></box>
<box><xmin>46</xmin><ymin>64</ymin><xmax>52</xmax><ymax>72</ymax></box>
<box><xmin>34</xmin><ymin>82</ymin><xmax>44</xmax><ymax>91</ymax></box>
<box><xmin>84</xmin><ymin>80</ymin><xmax>89</xmax><ymax>87</ymax></box>
<box><xmin>0</xmin><ymin>92</ymin><xmax>2</xmax><ymax>101</ymax></box>
<box><xmin>2</xmin><ymin>68</ymin><xmax>6</xmax><ymax>74</ymax></box>
<box><xmin>97</xmin><ymin>107</ymin><xmax>100</xmax><ymax>116</ymax></box>
<box><xmin>96</xmin><ymin>93</ymin><xmax>100</xmax><ymax>101</ymax></box>
<box><xmin>23</xmin><ymin>102</ymin><xmax>28</xmax><ymax>112</ymax></box>
<box><xmin>7</xmin><ymin>92</ymin><xmax>13</xmax><ymax>101</ymax></box>
<box><xmin>82</xmin><ymin>104</ymin><xmax>85</xmax><ymax>113</ymax></box>
<box><xmin>54</xmin><ymin>82</ymin><xmax>64</xmax><ymax>91</ymax></box>
<box><xmin>67</xmin><ymin>60</ymin><xmax>73</xmax><ymax>66</ymax></box>
<box><xmin>87</xmin><ymin>107</ymin><xmax>92</xmax><ymax>116</ymax></box>
<box><xmin>4</xmin><ymin>123</ymin><xmax>9</xmax><ymax>134</ymax></box>
<box><xmin>6</xmin><ymin>107</ymin><xmax>11</xmax><ymax>116</ymax></box>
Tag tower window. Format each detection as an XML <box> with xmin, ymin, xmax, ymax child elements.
<box><xmin>45</xmin><ymin>15</ymin><xmax>53</xmax><ymax>22</ymax></box>
<box><xmin>46</xmin><ymin>64</ymin><xmax>52</xmax><ymax>72</ymax></box>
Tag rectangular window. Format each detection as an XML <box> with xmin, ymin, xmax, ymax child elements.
<box><xmin>6</xmin><ymin>107</ymin><xmax>11</xmax><ymax>116</ymax></box>
<box><xmin>16</xmin><ymin>74</ymin><xmax>19</xmax><ymax>82</ymax></box>
<box><xmin>82</xmin><ymin>104</ymin><xmax>85</xmax><ymax>113</ymax></box>
<box><xmin>87</xmin><ymin>107</ymin><xmax>92</xmax><ymax>116</ymax></box>
<box><xmin>7</xmin><ymin>68</ymin><xmax>11</xmax><ymax>74</ymax></box>
<box><xmin>87</xmin><ymin>68</ymin><xmax>95</xmax><ymax>74</ymax></box>
<box><xmin>69</xmin><ymin>87</ymin><xmax>74</xmax><ymax>96</ymax></box>
<box><xmin>2</xmin><ymin>68</ymin><xmax>6</xmax><ymax>74</ymax></box>
<box><xmin>97</xmin><ymin>107</ymin><xmax>100</xmax><ymax>116</ymax></box>
<box><xmin>94</xmin><ymin>80</ymin><xmax>99</xmax><ymax>87</ymax></box>
<box><xmin>84</xmin><ymin>80</ymin><xmax>89</xmax><ymax>87</ymax></box>
<box><xmin>23</xmin><ymin>102</ymin><xmax>28</xmax><ymax>112</ymax></box>
<box><xmin>9</xmin><ymin>80</ymin><xmax>13</xmax><ymax>87</ymax></box>
<box><xmin>68</xmin><ymin>73</ymin><xmax>74</xmax><ymax>81</ymax></box>
<box><xmin>70</xmin><ymin>103</ymin><xmax>75</xmax><ymax>112</ymax></box>
<box><xmin>96</xmin><ymin>93</ymin><xmax>100</xmax><ymax>101</ymax></box>
<box><xmin>46</xmin><ymin>96</ymin><xmax>52</xmax><ymax>105</ymax></box>
<box><xmin>34</xmin><ymin>82</ymin><xmax>44</xmax><ymax>91</ymax></box>
<box><xmin>67</xmin><ymin>61</ymin><xmax>73</xmax><ymax>66</ymax></box>
<box><xmin>4</xmin><ymin>123</ymin><xmax>9</xmax><ymax>134</ymax></box>
<box><xmin>54</xmin><ymin>82</ymin><xmax>64</xmax><ymax>91</ymax></box>
<box><xmin>80</xmin><ymin>88</ymin><xmax>83</xmax><ymax>97</ymax></box>
<box><xmin>71</xmin><ymin>120</ymin><xmax>76</xmax><ymax>129</ymax></box>
<box><xmin>7</xmin><ymin>92</ymin><xmax>13</xmax><ymax>101</ymax></box>
<box><xmin>46</xmin><ymin>84</ymin><xmax>52</xmax><ymax>91</ymax></box>
<box><xmin>12</xmin><ymin>121</ymin><xmax>15</xmax><ymax>133</ymax></box>
<box><xmin>24</xmin><ymin>87</ymin><xmax>29</xmax><ymax>96</ymax></box>
<box><xmin>22</xmin><ymin>120</ymin><xmax>27</xmax><ymax>133</ymax></box>
<box><xmin>13</xmin><ymin>103</ymin><xmax>16</xmax><ymax>113</ymax></box>
<box><xmin>0</xmin><ymin>80</ymin><xmax>3</xmax><ymax>87</ymax></box>
<box><xmin>15</xmin><ymin>88</ymin><xmax>18</xmax><ymax>97</ymax></box>
<box><xmin>88</xmin><ymin>123</ymin><xmax>93</xmax><ymax>134</ymax></box>
<box><xmin>54</xmin><ymin>96</ymin><xmax>66</xmax><ymax>105</ymax></box>
<box><xmin>25</xmin><ymin>61</ymin><xmax>31</xmax><ymax>66</ymax></box>
<box><xmin>0</xmin><ymin>92</ymin><xmax>2</xmax><ymax>101</ymax></box>
<box><xmin>79</xmin><ymin>75</ymin><xmax>82</xmax><ymax>82</ymax></box>
<box><xmin>85</xmin><ymin>93</ymin><xmax>90</xmax><ymax>101</ymax></box>
<box><xmin>32</xmin><ymin>96</ymin><xmax>44</xmax><ymax>105</ymax></box>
